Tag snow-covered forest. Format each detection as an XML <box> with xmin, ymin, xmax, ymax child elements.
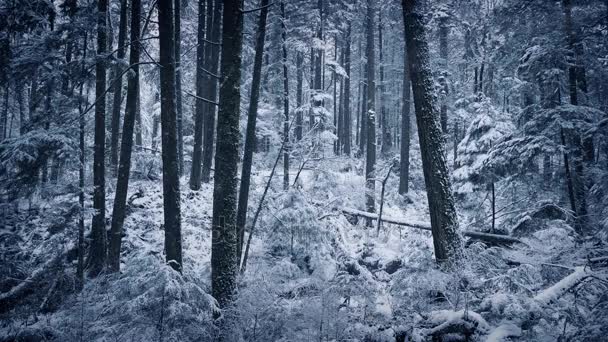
<box><xmin>1</xmin><ymin>0</ymin><xmax>608</xmax><ymax>340</ymax></box>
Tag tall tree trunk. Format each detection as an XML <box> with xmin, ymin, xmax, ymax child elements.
<box><xmin>379</xmin><ymin>18</ymin><xmax>390</xmax><ymax>155</ymax></box>
<box><xmin>402</xmin><ymin>0</ymin><xmax>463</xmax><ymax>265</ymax></box>
<box><xmin>236</xmin><ymin>0</ymin><xmax>269</xmax><ymax>265</ymax></box>
<box><xmin>439</xmin><ymin>14</ymin><xmax>449</xmax><ymax>134</ymax></box>
<box><xmin>189</xmin><ymin>0</ymin><xmax>207</xmax><ymax>190</ymax></box>
<box><xmin>135</xmin><ymin>90</ymin><xmax>143</xmax><ymax>147</ymax></box>
<box><xmin>281</xmin><ymin>1</ymin><xmax>290</xmax><ymax>190</ymax></box>
<box><xmin>108</xmin><ymin>0</ymin><xmax>141</xmax><ymax>272</ymax></box>
<box><xmin>201</xmin><ymin>0</ymin><xmax>222</xmax><ymax>183</ymax></box>
<box><xmin>109</xmin><ymin>0</ymin><xmax>128</xmax><ymax>176</ymax></box>
<box><xmin>399</xmin><ymin>44</ymin><xmax>411</xmax><ymax>195</ymax></box>
<box><xmin>333</xmin><ymin>39</ymin><xmax>339</xmax><ymax>154</ymax></box>
<box><xmin>88</xmin><ymin>0</ymin><xmax>109</xmax><ymax>276</ymax></box>
<box><xmin>343</xmin><ymin>23</ymin><xmax>352</xmax><ymax>156</ymax></box>
<box><xmin>211</xmin><ymin>0</ymin><xmax>243</xmax><ymax>312</ymax></box>
<box><xmin>365</xmin><ymin>0</ymin><xmax>376</xmax><ymax>226</ymax></box>
<box><xmin>77</xmin><ymin>32</ymin><xmax>88</xmax><ymax>287</ymax></box>
<box><xmin>295</xmin><ymin>52</ymin><xmax>304</xmax><ymax>141</ymax></box>
<box><xmin>175</xmin><ymin>0</ymin><xmax>184</xmax><ymax>175</ymax></box>
<box><xmin>563</xmin><ymin>0</ymin><xmax>588</xmax><ymax>233</ymax></box>
<box><xmin>158</xmin><ymin>0</ymin><xmax>183</xmax><ymax>272</ymax></box>
<box><xmin>311</xmin><ymin>0</ymin><xmax>323</xmax><ymax>134</ymax></box>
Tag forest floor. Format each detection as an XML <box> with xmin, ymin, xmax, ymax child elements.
<box><xmin>1</xmin><ymin>154</ymin><xmax>607</xmax><ymax>341</ymax></box>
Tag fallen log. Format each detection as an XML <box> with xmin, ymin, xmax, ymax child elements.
<box><xmin>534</xmin><ymin>266</ymin><xmax>590</xmax><ymax>305</ymax></box>
<box><xmin>338</xmin><ymin>206</ymin><xmax>523</xmax><ymax>245</ymax></box>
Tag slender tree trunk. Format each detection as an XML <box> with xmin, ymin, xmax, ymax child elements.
<box><xmin>175</xmin><ymin>0</ymin><xmax>184</xmax><ymax>176</ymax></box>
<box><xmin>158</xmin><ymin>0</ymin><xmax>183</xmax><ymax>272</ymax></box>
<box><xmin>399</xmin><ymin>44</ymin><xmax>411</xmax><ymax>195</ymax></box>
<box><xmin>311</xmin><ymin>0</ymin><xmax>323</xmax><ymax>134</ymax></box>
<box><xmin>402</xmin><ymin>0</ymin><xmax>463</xmax><ymax>265</ymax></box>
<box><xmin>190</xmin><ymin>0</ymin><xmax>207</xmax><ymax>190</ymax></box>
<box><xmin>201</xmin><ymin>0</ymin><xmax>222</xmax><ymax>183</ymax></box>
<box><xmin>108</xmin><ymin>0</ymin><xmax>141</xmax><ymax>272</ymax></box>
<box><xmin>110</xmin><ymin>0</ymin><xmax>128</xmax><ymax>176</ymax></box>
<box><xmin>77</xmin><ymin>32</ymin><xmax>88</xmax><ymax>288</ymax></box>
<box><xmin>563</xmin><ymin>0</ymin><xmax>588</xmax><ymax>233</ymax></box>
<box><xmin>295</xmin><ymin>52</ymin><xmax>304</xmax><ymax>141</ymax></box>
<box><xmin>236</xmin><ymin>0</ymin><xmax>269</xmax><ymax>265</ymax></box>
<box><xmin>135</xmin><ymin>90</ymin><xmax>143</xmax><ymax>146</ymax></box>
<box><xmin>365</xmin><ymin>0</ymin><xmax>376</xmax><ymax>226</ymax></box>
<box><xmin>343</xmin><ymin>24</ymin><xmax>352</xmax><ymax>156</ymax></box>
<box><xmin>211</xmin><ymin>0</ymin><xmax>243</xmax><ymax>311</ymax></box>
<box><xmin>379</xmin><ymin>18</ymin><xmax>390</xmax><ymax>155</ymax></box>
<box><xmin>281</xmin><ymin>1</ymin><xmax>290</xmax><ymax>190</ymax></box>
<box><xmin>333</xmin><ymin>39</ymin><xmax>338</xmax><ymax>154</ymax></box>
<box><xmin>88</xmin><ymin>0</ymin><xmax>109</xmax><ymax>276</ymax></box>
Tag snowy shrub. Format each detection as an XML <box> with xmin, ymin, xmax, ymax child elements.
<box><xmin>54</xmin><ymin>255</ymin><xmax>217</xmax><ymax>342</ymax></box>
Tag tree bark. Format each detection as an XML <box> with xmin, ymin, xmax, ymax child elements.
<box><xmin>189</xmin><ymin>0</ymin><xmax>207</xmax><ymax>190</ymax></box>
<box><xmin>211</xmin><ymin>0</ymin><xmax>243</xmax><ymax>310</ymax></box>
<box><xmin>175</xmin><ymin>0</ymin><xmax>184</xmax><ymax>176</ymax></box>
<box><xmin>109</xmin><ymin>0</ymin><xmax>128</xmax><ymax>176</ymax></box>
<box><xmin>365</xmin><ymin>0</ymin><xmax>376</xmax><ymax>226</ymax></box>
<box><xmin>158</xmin><ymin>0</ymin><xmax>183</xmax><ymax>272</ymax></box>
<box><xmin>439</xmin><ymin>14</ymin><xmax>449</xmax><ymax>134</ymax></box>
<box><xmin>108</xmin><ymin>0</ymin><xmax>141</xmax><ymax>272</ymax></box>
<box><xmin>236</xmin><ymin>0</ymin><xmax>270</xmax><ymax>265</ymax></box>
<box><xmin>88</xmin><ymin>0</ymin><xmax>109</xmax><ymax>276</ymax></box>
<box><xmin>402</xmin><ymin>0</ymin><xmax>463</xmax><ymax>265</ymax></box>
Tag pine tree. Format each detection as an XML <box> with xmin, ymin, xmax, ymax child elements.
<box><xmin>402</xmin><ymin>0</ymin><xmax>463</xmax><ymax>264</ymax></box>
<box><xmin>236</xmin><ymin>0</ymin><xmax>270</xmax><ymax>264</ymax></box>
<box><xmin>211</xmin><ymin>0</ymin><xmax>243</xmax><ymax>310</ymax></box>
<box><xmin>189</xmin><ymin>0</ymin><xmax>207</xmax><ymax>190</ymax></box>
<box><xmin>365</xmin><ymin>0</ymin><xmax>376</xmax><ymax>225</ymax></box>
<box><xmin>88</xmin><ymin>0</ymin><xmax>109</xmax><ymax>276</ymax></box>
<box><xmin>108</xmin><ymin>0</ymin><xmax>141</xmax><ymax>272</ymax></box>
<box><xmin>158</xmin><ymin>0</ymin><xmax>183</xmax><ymax>272</ymax></box>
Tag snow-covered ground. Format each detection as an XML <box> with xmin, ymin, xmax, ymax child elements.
<box><xmin>1</xmin><ymin>156</ymin><xmax>607</xmax><ymax>341</ymax></box>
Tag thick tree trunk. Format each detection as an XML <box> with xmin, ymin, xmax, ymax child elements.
<box><xmin>109</xmin><ymin>0</ymin><xmax>128</xmax><ymax>176</ymax></box>
<box><xmin>439</xmin><ymin>15</ymin><xmax>449</xmax><ymax>134</ymax></box>
<box><xmin>402</xmin><ymin>0</ymin><xmax>463</xmax><ymax>265</ymax></box>
<box><xmin>158</xmin><ymin>0</ymin><xmax>183</xmax><ymax>272</ymax></box>
<box><xmin>399</xmin><ymin>45</ymin><xmax>411</xmax><ymax>195</ymax></box>
<box><xmin>211</xmin><ymin>0</ymin><xmax>243</xmax><ymax>311</ymax></box>
<box><xmin>365</xmin><ymin>0</ymin><xmax>376</xmax><ymax>226</ymax></box>
<box><xmin>108</xmin><ymin>0</ymin><xmax>141</xmax><ymax>272</ymax></box>
<box><xmin>88</xmin><ymin>0</ymin><xmax>109</xmax><ymax>276</ymax></box>
<box><xmin>236</xmin><ymin>0</ymin><xmax>269</xmax><ymax>265</ymax></box>
<box><xmin>189</xmin><ymin>0</ymin><xmax>207</xmax><ymax>190</ymax></box>
<box><xmin>281</xmin><ymin>1</ymin><xmax>290</xmax><ymax>190</ymax></box>
<box><xmin>175</xmin><ymin>0</ymin><xmax>184</xmax><ymax>176</ymax></box>
<box><xmin>201</xmin><ymin>0</ymin><xmax>222</xmax><ymax>183</ymax></box>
